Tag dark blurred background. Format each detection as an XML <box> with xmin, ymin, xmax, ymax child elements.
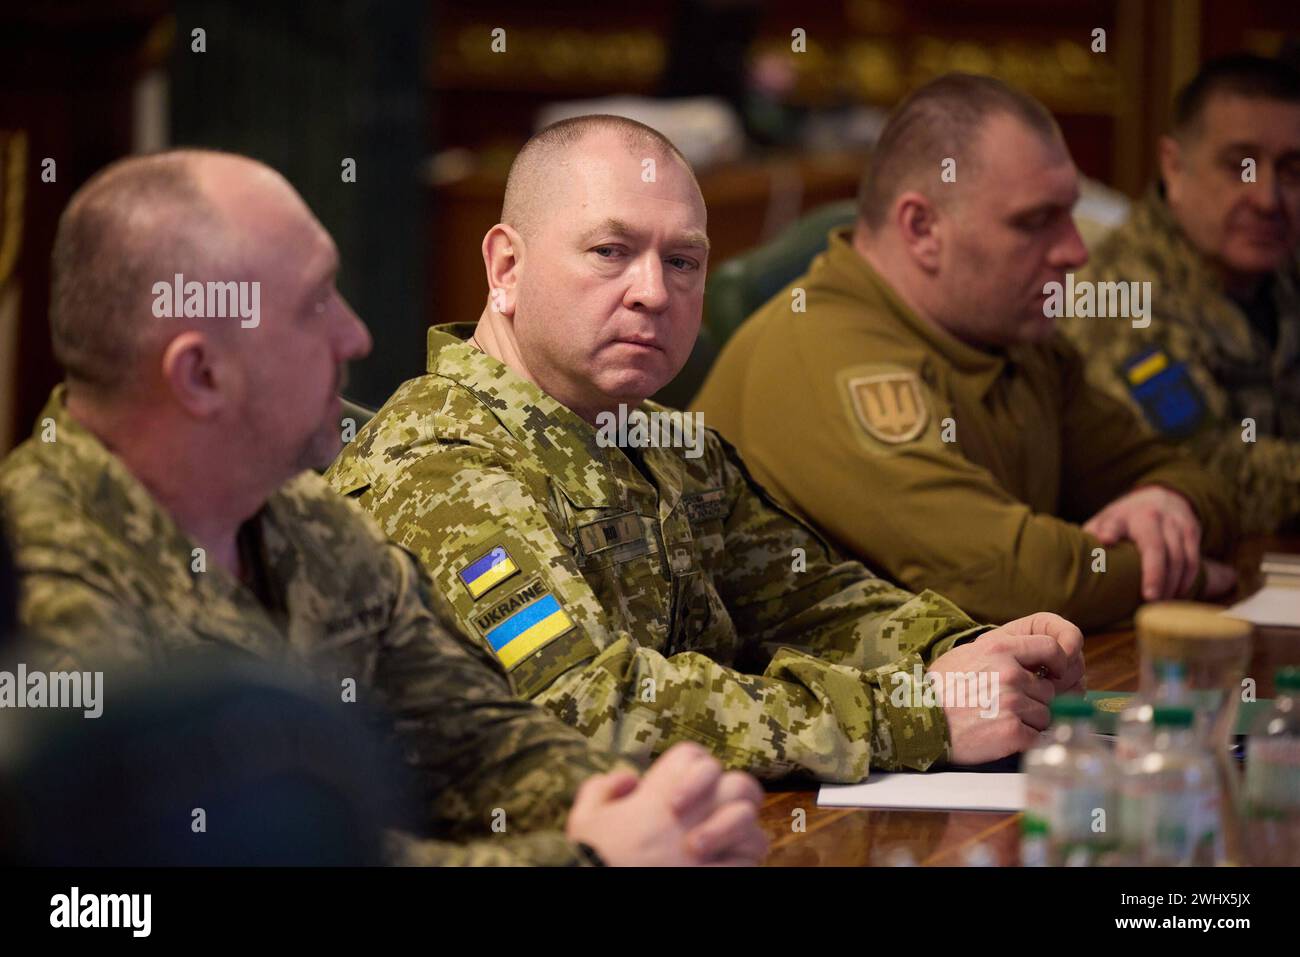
<box><xmin>3</xmin><ymin>0</ymin><xmax>1300</xmax><ymax>449</ymax></box>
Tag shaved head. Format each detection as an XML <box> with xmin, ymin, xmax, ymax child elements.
<box><xmin>475</xmin><ymin>114</ymin><xmax>708</xmax><ymax>421</ymax></box>
<box><xmin>501</xmin><ymin>114</ymin><xmax>698</xmax><ymax>239</ymax></box>
<box><xmin>857</xmin><ymin>73</ymin><xmax>1062</xmax><ymax>231</ymax></box>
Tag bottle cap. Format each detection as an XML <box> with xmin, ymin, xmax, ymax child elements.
<box><xmin>1275</xmin><ymin>667</ymin><xmax>1300</xmax><ymax>692</ymax></box>
<box><xmin>1050</xmin><ymin>695</ymin><xmax>1094</xmax><ymax>720</ymax></box>
<box><xmin>1152</xmin><ymin>705</ymin><xmax>1195</xmax><ymax>728</ymax></box>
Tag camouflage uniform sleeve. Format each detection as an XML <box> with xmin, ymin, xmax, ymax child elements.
<box><xmin>6</xmin><ymin>512</ymin><xmax>154</xmax><ymax>670</ymax></box>
<box><xmin>1202</xmin><ymin>434</ymin><xmax>1300</xmax><ymax>536</ymax></box>
<box><xmin>371</xmin><ymin>540</ymin><xmax>617</xmax><ymax>837</ymax></box>
<box><xmin>709</xmin><ymin>441</ymin><xmax>995</xmax><ymax>672</ymax></box>
<box><xmin>384</xmin><ymin>828</ymin><xmax>590</xmax><ymax>866</ymax></box>
<box><xmin>1064</xmin><ymin>309</ymin><xmax>1300</xmax><ymax>535</ymax></box>
<box><xmin>357</xmin><ymin>444</ymin><xmax>956</xmax><ymax>782</ymax></box>
<box><xmin>1054</xmin><ymin>338</ymin><xmax>1237</xmax><ymax>553</ymax></box>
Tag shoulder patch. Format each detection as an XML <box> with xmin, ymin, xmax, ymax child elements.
<box><xmin>481</xmin><ymin>589</ymin><xmax>574</xmax><ymax>670</ymax></box>
<box><xmin>845</xmin><ymin>370</ymin><xmax>929</xmax><ymax>444</ymax></box>
<box><xmin>1121</xmin><ymin>347</ymin><xmax>1206</xmax><ymax>439</ymax></box>
<box><xmin>457</xmin><ymin>544</ymin><xmax>519</xmax><ymax>599</ymax></box>
<box><xmin>472</xmin><ymin>576</ymin><xmax>549</xmax><ymax>634</ymax></box>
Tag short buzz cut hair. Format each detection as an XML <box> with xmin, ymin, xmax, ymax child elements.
<box><xmin>50</xmin><ymin>150</ymin><xmax>228</xmax><ymax>395</ymax></box>
<box><xmin>1172</xmin><ymin>52</ymin><xmax>1300</xmax><ymax>139</ymax></box>
<box><xmin>856</xmin><ymin>73</ymin><xmax>1061</xmax><ymax>230</ymax></box>
<box><xmin>500</xmin><ymin>113</ymin><xmax>695</xmax><ymax>237</ymax></box>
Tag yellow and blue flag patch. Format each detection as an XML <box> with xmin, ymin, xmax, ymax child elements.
<box><xmin>1122</xmin><ymin>347</ymin><xmax>1206</xmax><ymax>439</ymax></box>
<box><xmin>483</xmin><ymin>592</ymin><xmax>574</xmax><ymax>669</ymax></box>
<box><xmin>458</xmin><ymin>545</ymin><xmax>519</xmax><ymax>599</ymax></box>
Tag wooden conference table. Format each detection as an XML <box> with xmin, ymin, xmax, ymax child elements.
<box><xmin>758</xmin><ymin>536</ymin><xmax>1300</xmax><ymax>866</ymax></box>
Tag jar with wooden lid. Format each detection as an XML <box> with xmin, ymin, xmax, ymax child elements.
<box><xmin>1127</xmin><ymin>602</ymin><xmax>1252</xmax><ymax>864</ymax></box>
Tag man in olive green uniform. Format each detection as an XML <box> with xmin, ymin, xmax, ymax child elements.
<box><xmin>329</xmin><ymin>114</ymin><xmax>1089</xmax><ymax>781</ymax></box>
<box><xmin>1</xmin><ymin>150</ymin><xmax>766</xmax><ymax>867</ymax></box>
<box><xmin>1063</xmin><ymin>54</ymin><xmax>1300</xmax><ymax>534</ymax></box>
<box><xmin>694</xmin><ymin>75</ymin><xmax>1237</xmax><ymax>632</ymax></box>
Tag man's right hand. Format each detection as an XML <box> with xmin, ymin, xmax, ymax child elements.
<box><xmin>927</xmin><ymin>613</ymin><xmax>1086</xmax><ymax>765</ymax></box>
<box><xmin>564</xmin><ymin>741</ymin><xmax>768</xmax><ymax>866</ymax></box>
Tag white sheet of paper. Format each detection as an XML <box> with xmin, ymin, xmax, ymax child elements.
<box><xmin>1224</xmin><ymin>586</ymin><xmax>1300</xmax><ymax>628</ymax></box>
<box><xmin>817</xmin><ymin>772</ymin><xmax>1025</xmax><ymax>812</ymax></box>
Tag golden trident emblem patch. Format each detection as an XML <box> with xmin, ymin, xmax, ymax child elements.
<box><xmin>848</xmin><ymin>372</ymin><xmax>929</xmax><ymax>444</ymax></box>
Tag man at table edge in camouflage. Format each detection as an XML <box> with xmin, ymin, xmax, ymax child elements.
<box><xmin>327</xmin><ymin>114</ymin><xmax>1088</xmax><ymax>783</ymax></box>
<box><xmin>0</xmin><ymin>149</ymin><xmax>767</xmax><ymax>867</ymax></box>
<box><xmin>693</xmin><ymin>74</ymin><xmax>1238</xmax><ymax>632</ymax></box>
<box><xmin>1062</xmin><ymin>53</ymin><xmax>1300</xmax><ymax>535</ymax></box>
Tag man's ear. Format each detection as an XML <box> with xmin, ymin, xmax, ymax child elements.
<box><xmin>482</xmin><ymin>223</ymin><xmax>524</xmax><ymax>318</ymax></box>
<box><xmin>1157</xmin><ymin>135</ymin><xmax>1183</xmax><ymax>192</ymax></box>
<box><xmin>160</xmin><ymin>330</ymin><xmax>230</xmax><ymax>418</ymax></box>
<box><xmin>893</xmin><ymin>191</ymin><xmax>942</xmax><ymax>272</ymax></box>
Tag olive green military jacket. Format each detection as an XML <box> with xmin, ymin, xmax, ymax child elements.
<box><xmin>0</xmin><ymin>388</ymin><xmax>613</xmax><ymax>866</ymax></box>
<box><xmin>1063</xmin><ymin>187</ymin><xmax>1300</xmax><ymax>534</ymax></box>
<box><xmin>326</xmin><ymin>324</ymin><xmax>992</xmax><ymax>783</ymax></box>
<box><xmin>692</xmin><ymin>228</ymin><xmax>1236</xmax><ymax>632</ymax></box>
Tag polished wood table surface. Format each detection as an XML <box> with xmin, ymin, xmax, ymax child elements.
<box><xmin>759</xmin><ymin>536</ymin><xmax>1300</xmax><ymax>866</ymax></box>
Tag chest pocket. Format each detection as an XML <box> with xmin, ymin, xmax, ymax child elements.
<box><xmin>557</xmin><ymin>489</ymin><xmax>674</xmax><ymax>651</ymax></box>
<box><xmin>572</xmin><ymin>510</ymin><xmax>654</xmax><ymax>568</ymax></box>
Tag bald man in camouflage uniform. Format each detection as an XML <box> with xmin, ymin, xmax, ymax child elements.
<box><xmin>329</xmin><ymin>115</ymin><xmax>1089</xmax><ymax>781</ymax></box>
<box><xmin>1</xmin><ymin>149</ymin><xmax>767</xmax><ymax>867</ymax></box>
<box><xmin>1064</xmin><ymin>55</ymin><xmax>1300</xmax><ymax>534</ymax></box>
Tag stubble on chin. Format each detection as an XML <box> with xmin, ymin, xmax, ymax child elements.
<box><xmin>297</xmin><ymin>421</ymin><xmax>343</xmax><ymax>474</ymax></box>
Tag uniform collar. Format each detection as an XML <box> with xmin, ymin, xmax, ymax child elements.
<box><xmin>26</xmin><ymin>386</ymin><xmax>282</xmax><ymax>615</ymax></box>
<box><xmin>427</xmin><ymin>323</ymin><xmax>662</xmax><ymax>508</ymax></box>
<box><xmin>821</xmin><ymin>227</ymin><xmax>1011</xmax><ymax>398</ymax></box>
<box><xmin>1136</xmin><ymin>184</ymin><xmax>1223</xmax><ymax>294</ymax></box>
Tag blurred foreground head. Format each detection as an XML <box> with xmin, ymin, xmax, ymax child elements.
<box><xmin>0</xmin><ymin>652</ymin><xmax>408</xmax><ymax>865</ymax></box>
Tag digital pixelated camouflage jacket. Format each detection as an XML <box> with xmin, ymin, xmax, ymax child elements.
<box><xmin>326</xmin><ymin>324</ymin><xmax>993</xmax><ymax>783</ymax></box>
<box><xmin>0</xmin><ymin>387</ymin><xmax>615</xmax><ymax>866</ymax></box>
<box><xmin>1063</xmin><ymin>187</ymin><xmax>1300</xmax><ymax>534</ymax></box>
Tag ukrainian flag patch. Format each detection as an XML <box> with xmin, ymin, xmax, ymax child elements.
<box><xmin>484</xmin><ymin>592</ymin><xmax>574</xmax><ymax>669</ymax></box>
<box><xmin>458</xmin><ymin>545</ymin><xmax>519</xmax><ymax>599</ymax></box>
<box><xmin>1122</xmin><ymin>347</ymin><xmax>1206</xmax><ymax>439</ymax></box>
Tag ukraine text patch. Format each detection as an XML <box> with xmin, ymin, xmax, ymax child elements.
<box><xmin>483</xmin><ymin>591</ymin><xmax>574</xmax><ymax>669</ymax></box>
<box><xmin>458</xmin><ymin>545</ymin><xmax>519</xmax><ymax>599</ymax></box>
<box><xmin>1122</xmin><ymin>348</ymin><xmax>1206</xmax><ymax>439</ymax></box>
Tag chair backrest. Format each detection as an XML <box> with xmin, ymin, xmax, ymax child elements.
<box><xmin>316</xmin><ymin>397</ymin><xmax>379</xmax><ymax>476</ymax></box>
<box><xmin>339</xmin><ymin>396</ymin><xmax>377</xmax><ymax>433</ymax></box>
<box><xmin>704</xmin><ymin>199</ymin><xmax>858</xmax><ymax>345</ymax></box>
